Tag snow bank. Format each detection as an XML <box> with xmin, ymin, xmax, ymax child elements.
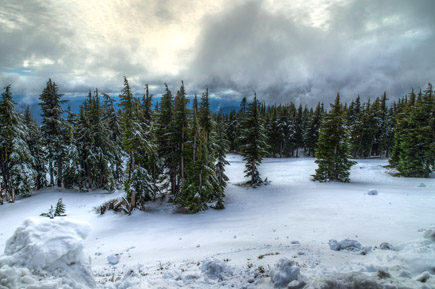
<box><xmin>269</xmin><ymin>258</ymin><xmax>301</xmax><ymax>288</ymax></box>
<box><xmin>0</xmin><ymin>217</ymin><xmax>95</xmax><ymax>289</ymax></box>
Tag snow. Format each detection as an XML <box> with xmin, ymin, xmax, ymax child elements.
<box><xmin>107</xmin><ymin>254</ymin><xmax>120</xmax><ymax>265</ymax></box>
<box><xmin>328</xmin><ymin>239</ymin><xmax>362</xmax><ymax>251</ymax></box>
<box><xmin>367</xmin><ymin>188</ymin><xmax>378</xmax><ymax>195</ymax></box>
<box><xmin>0</xmin><ymin>156</ymin><xmax>435</xmax><ymax>288</ymax></box>
<box><xmin>269</xmin><ymin>258</ymin><xmax>301</xmax><ymax>288</ymax></box>
<box><xmin>0</xmin><ymin>217</ymin><xmax>94</xmax><ymax>289</ymax></box>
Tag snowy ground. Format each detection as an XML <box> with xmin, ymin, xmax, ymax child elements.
<box><xmin>0</xmin><ymin>155</ymin><xmax>434</xmax><ymax>288</ymax></box>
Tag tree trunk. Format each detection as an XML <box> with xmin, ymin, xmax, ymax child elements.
<box><xmin>11</xmin><ymin>189</ymin><xmax>15</xmax><ymax>203</ymax></box>
<box><xmin>49</xmin><ymin>162</ymin><xmax>54</xmax><ymax>186</ymax></box>
<box><xmin>180</xmin><ymin>130</ymin><xmax>185</xmax><ymax>189</ymax></box>
<box><xmin>57</xmin><ymin>155</ymin><xmax>63</xmax><ymax>187</ymax></box>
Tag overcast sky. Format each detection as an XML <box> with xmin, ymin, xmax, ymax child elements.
<box><xmin>0</xmin><ymin>0</ymin><xmax>434</xmax><ymax>105</ymax></box>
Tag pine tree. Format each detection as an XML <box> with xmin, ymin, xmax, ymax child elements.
<box><xmin>305</xmin><ymin>102</ymin><xmax>323</xmax><ymax>157</ymax></box>
<box><xmin>23</xmin><ymin>106</ymin><xmax>46</xmax><ymax>190</ymax></box>
<box><xmin>395</xmin><ymin>85</ymin><xmax>434</xmax><ymax>177</ymax></box>
<box><xmin>173</xmin><ymin>81</ymin><xmax>189</xmax><ymax>193</ymax></box>
<box><xmin>313</xmin><ymin>93</ymin><xmax>356</xmax><ymax>182</ymax></box>
<box><xmin>119</xmin><ymin>77</ymin><xmax>157</xmax><ymax>209</ymax></box>
<box><xmin>214</xmin><ymin>112</ymin><xmax>229</xmax><ymax>209</ymax></box>
<box><xmin>239</xmin><ymin>93</ymin><xmax>268</xmax><ymax>187</ymax></box>
<box><xmin>39</xmin><ymin>79</ymin><xmax>67</xmax><ymax>187</ymax></box>
<box><xmin>156</xmin><ymin>84</ymin><xmax>176</xmax><ymax>195</ymax></box>
<box><xmin>54</xmin><ymin>198</ymin><xmax>66</xmax><ymax>217</ymax></box>
<box><xmin>0</xmin><ymin>85</ymin><xmax>36</xmax><ymax>197</ymax></box>
<box><xmin>102</xmin><ymin>93</ymin><xmax>124</xmax><ymax>186</ymax></box>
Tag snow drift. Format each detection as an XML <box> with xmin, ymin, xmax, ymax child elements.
<box><xmin>0</xmin><ymin>217</ymin><xmax>95</xmax><ymax>289</ymax></box>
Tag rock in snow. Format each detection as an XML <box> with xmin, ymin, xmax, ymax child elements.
<box><xmin>418</xmin><ymin>183</ymin><xmax>427</xmax><ymax>187</ymax></box>
<box><xmin>328</xmin><ymin>239</ymin><xmax>362</xmax><ymax>251</ymax></box>
<box><xmin>269</xmin><ymin>258</ymin><xmax>301</xmax><ymax>288</ymax></box>
<box><xmin>367</xmin><ymin>189</ymin><xmax>378</xmax><ymax>195</ymax></box>
<box><xmin>0</xmin><ymin>217</ymin><xmax>95</xmax><ymax>289</ymax></box>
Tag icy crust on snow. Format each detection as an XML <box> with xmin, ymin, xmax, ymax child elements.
<box><xmin>0</xmin><ymin>217</ymin><xmax>95</xmax><ymax>289</ymax></box>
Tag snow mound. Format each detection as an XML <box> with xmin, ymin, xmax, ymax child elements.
<box><xmin>107</xmin><ymin>254</ymin><xmax>121</xmax><ymax>265</ymax></box>
<box><xmin>329</xmin><ymin>239</ymin><xmax>362</xmax><ymax>251</ymax></box>
<box><xmin>0</xmin><ymin>217</ymin><xmax>95</xmax><ymax>289</ymax></box>
<box><xmin>201</xmin><ymin>259</ymin><xmax>233</xmax><ymax>280</ymax></box>
<box><xmin>423</xmin><ymin>228</ymin><xmax>435</xmax><ymax>241</ymax></box>
<box><xmin>379</xmin><ymin>242</ymin><xmax>395</xmax><ymax>250</ymax></box>
<box><xmin>418</xmin><ymin>183</ymin><xmax>427</xmax><ymax>187</ymax></box>
<box><xmin>367</xmin><ymin>189</ymin><xmax>378</xmax><ymax>195</ymax></box>
<box><xmin>269</xmin><ymin>258</ymin><xmax>301</xmax><ymax>288</ymax></box>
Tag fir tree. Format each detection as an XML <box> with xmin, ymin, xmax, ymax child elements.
<box><xmin>54</xmin><ymin>198</ymin><xmax>66</xmax><ymax>217</ymax></box>
<box><xmin>39</xmin><ymin>79</ymin><xmax>67</xmax><ymax>187</ymax></box>
<box><xmin>0</xmin><ymin>85</ymin><xmax>36</xmax><ymax>197</ymax></box>
<box><xmin>214</xmin><ymin>112</ymin><xmax>229</xmax><ymax>209</ymax></box>
<box><xmin>239</xmin><ymin>93</ymin><xmax>268</xmax><ymax>187</ymax></box>
<box><xmin>119</xmin><ymin>77</ymin><xmax>157</xmax><ymax>208</ymax></box>
<box><xmin>395</xmin><ymin>85</ymin><xmax>434</xmax><ymax>177</ymax></box>
<box><xmin>23</xmin><ymin>106</ymin><xmax>46</xmax><ymax>190</ymax></box>
<box><xmin>313</xmin><ymin>93</ymin><xmax>356</xmax><ymax>182</ymax></box>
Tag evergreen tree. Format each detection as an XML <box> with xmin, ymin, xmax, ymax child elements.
<box><xmin>313</xmin><ymin>93</ymin><xmax>356</xmax><ymax>182</ymax></box>
<box><xmin>156</xmin><ymin>84</ymin><xmax>176</xmax><ymax>195</ymax></box>
<box><xmin>395</xmin><ymin>85</ymin><xmax>434</xmax><ymax>177</ymax></box>
<box><xmin>305</xmin><ymin>102</ymin><xmax>323</xmax><ymax>157</ymax></box>
<box><xmin>39</xmin><ymin>79</ymin><xmax>67</xmax><ymax>187</ymax></box>
<box><xmin>102</xmin><ymin>93</ymin><xmax>124</xmax><ymax>186</ymax></box>
<box><xmin>239</xmin><ymin>93</ymin><xmax>268</xmax><ymax>187</ymax></box>
<box><xmin>0</xmin><ymin>85</ymin><xmax>36</xmax><ymax>197</ymax></box>
<box><xmin>214</xmin><ymin>112</ymin><xmax>229</xmax><ymax>209</ymax></box>
<box><xmin>54</xmin><ymin>198</ymin><xmax>66</xmax><ymax>217</ymax></box>
<box><xmin>119</xmin><ymin>77</ymin><xmax>157</xmax><ymax>208</ymax></box>
<box><xmin>23</xmin><ymin>106</ymin><xmax>46</xmax><ymax>190</ymax></box>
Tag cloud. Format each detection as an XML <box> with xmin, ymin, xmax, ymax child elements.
<box><xmin>1</xmin><ymin>0</ymin><xmax>434</xmax><ymax>105</ymax></box>
<box><xmin>187</xmin><ymin>0</ymin><xmax>435</xmax><ymax>104</ymax></box>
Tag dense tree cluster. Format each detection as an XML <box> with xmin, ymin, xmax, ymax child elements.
<box><xmin>222</xmin><ymin>84</ymin><xmax>434</xmax><ymax>180</ymax></box>
<box><xmin>0</xmin><ymin>79</ymin><xmax>433</xmax><ymax>209</ymax></box>
<box><xmin>0</xmin><ymin>79</ymin><xmax>230</xmax><ymax>213</ymax></box>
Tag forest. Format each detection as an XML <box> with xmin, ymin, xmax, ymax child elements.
<box><xmin>0</xmin><ymin>78</ymin><xmax>434</xmax><ymax>212</ymax></box>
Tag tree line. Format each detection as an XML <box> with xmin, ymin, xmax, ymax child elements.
<box><xmin>0</xmin><ymin>79</ymin><xmax>433</xmax><ymax>210</ymax></box>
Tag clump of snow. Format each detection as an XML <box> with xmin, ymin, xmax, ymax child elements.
<box><xmin>269</xmin><ymin>258</ymin><xmax>301</xmax><ymax>288</ymax></box>
<box><xmin>0</xmin><ymin>217</ymin><xmax>95</xmax><ymax>289</ymax></box>
<box><xmin>367</xmin><ymin>189</ymin><xmax>378</xmax><ymax>195</ymax></box>
<box><xmin>309</xmin><ymin>272</ymin><xmax>380</xmax><ymax>289</ymax></box>
<box><xmin>201</xmin><ymin>259</ymin><xmax>233</xmax><ymax>280</ymax></box>
<box><xmin>423</xmin><ymin>228</ymin><xmax>435</xmax><ymax>241</ymax></box>
<box><xmin>107</xmin><ymin>254</ymin><xmax>121</xmax><ymax>265</ymax></box>
<box><xmin>328</xmin><ymin>239</ymin><xmax>362</xmax><ymax>251</ymax></box>
<box><xmin>379</xmin><ymin>242</ymin><xmax>395</xmax><ymax>250</ymax></box>
<box><xmin>360</xmin><ymin>246</ymin><xmax>372</xmax><ymax>255</ymax></box>
<box><xmin>415</xmin><ymin>271</ymin><xmax>431</xmax><ymax>283</ymax></box>
<box><xmin>418</xmin><ymin>183</ymin><xmax>427</xmax><ymax>187</ymax></box>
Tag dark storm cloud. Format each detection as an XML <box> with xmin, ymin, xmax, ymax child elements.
<box><xmin>188</xmin><ymin>0</ymin><xmax>435</xmax><ymax>105</ymax></box>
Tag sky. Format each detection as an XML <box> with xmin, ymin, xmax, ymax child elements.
<box><xmin>0</xmin><ymin>0</ymin><xmax>434</xmax><ymax>106</ymax></box>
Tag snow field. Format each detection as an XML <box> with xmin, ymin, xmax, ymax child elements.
<box><xmin>0</xmin><ymin>155</ymin><xmax>434</xmax><ymax>288</ymax></box>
